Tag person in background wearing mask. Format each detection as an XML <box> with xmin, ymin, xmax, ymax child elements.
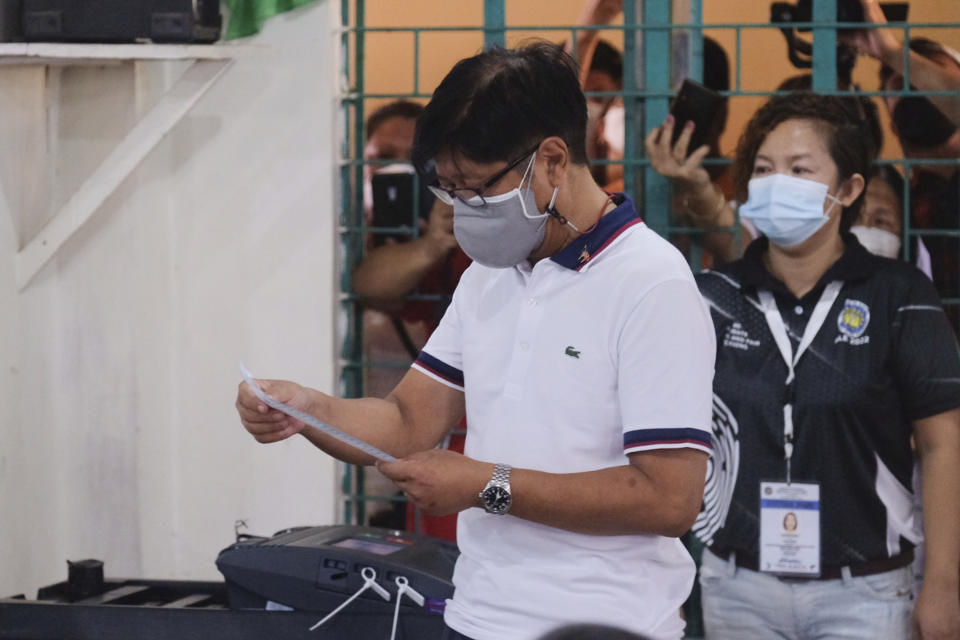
<box><xmin>572</xmin><ymin>0</ymin><xmax>737</xmax><ymax>208</ymax></box>
<box><xmin>356</xmin><ymin>100</ymin><xmax>468</xmax><ymax>332</ymax></box>
<box><xmin>581</xmin><ymin>40</ymin><xmax>623</xmax><ymax>188</ymax></box>
<box><xmin>647</xmin><ymin>73</ymin><xmax>878</xmax><ymax>268</ymax></box>
<box><xmin>564</xmin><ymin>0</ymin><xmax>625</xmax><ymax>188</ymax></box>
<box><xmin>236</xmin><ymin>43</ymin><xmax>715</xmax><ymax>640</ymax></box>
<box><xmin>845</xmin><ymin>0</ymin><xmax>960</xmax><ymax>330</ymax></box>
<box><xmin>652</xmin><ymin>90</ymin><xmax>924</xmax><ymax>270</ymax></box>
<box><xmin>642</xmin><ymin>37</ymin><xmax>732</xmax><ymax>266</ymax></box>
<box><xmin>850</xmin><ymin>165</ymin><xmax>905</xmax><ymax>260</ymax></box>
<box><xmin>693</xmin><ymin>92</ymin><xmax>960</xmax><ymax>640</ymax></box>
<box><xmin>850</xmin><ymin>164</ymin><xmax>936</xmax><ymax>279</ymax></box>
<box><xmin>353</xmin><ymin>100</ymin><xmax>471</xmax><ymax>540</ymax></box>
<box><xmin>854</xmin><ymin>164</ymin><xmax>942</xmax><ymax>604</ymax></box>
<box><xmin>593</xmin><ymin>85</ymin><xmax>626</xmax><ymax>191</ymax></box>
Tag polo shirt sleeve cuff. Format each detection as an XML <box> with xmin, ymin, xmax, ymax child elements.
<box><xmin>623</xmin><ymin>428</ymin><xmax>713</xmax><ymax>455</ymax></box>
<box><xmin>411</xmin><ymin>351</ymin><xmax>465</xmax><ymax>392</ymax></box>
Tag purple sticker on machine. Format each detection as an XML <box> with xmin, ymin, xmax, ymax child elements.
<box><xmin>424</xmin><ymin>598</ymin><xmax>446</xmax><ymax>615</ymax></box>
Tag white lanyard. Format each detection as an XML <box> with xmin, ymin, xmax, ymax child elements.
<box><xmin>757</xmin><ymin>281</ymin><xmax>843</xmax><ymax>483</ymax></box>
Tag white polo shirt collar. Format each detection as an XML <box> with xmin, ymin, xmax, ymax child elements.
<box><xmin>548</xmin><ymin>193</ymin><xmax>642</xmax><ymax>272</ymax></box>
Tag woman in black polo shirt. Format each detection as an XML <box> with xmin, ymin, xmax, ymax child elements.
<box><xmin>693</xmin><ymin>92</ymin><xmax>960</xmax><ymax>639</ymax></box>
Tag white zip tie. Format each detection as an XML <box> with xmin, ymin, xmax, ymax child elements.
<box><xmin>309</xmin><ymin>567</ymin><xmax>391</xmax><ymax>632</ymax></box>
<box><xmin>240</xmin><ymin>362</ymin><xmax>396</xmax><ymax>462</ymax></box>
<box><xmin>388</xmin><ymin>576</ymin><xmax>426</xmax><ymax>640</ymax></box>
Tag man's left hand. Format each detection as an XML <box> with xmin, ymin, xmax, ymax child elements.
<box><xmin>644</xmin><ymin>116</ymin><xmax>711</xmax><ymax>192</ymax></box>
<box><xmin>377</xmin><ymin>449</ymin><xmax>491</xmax><ymax>516</ymax></box>
<box><xmin>913</xmin><ymin>582</ymin><xmax>960</xmax><ymax>640</ymax></box>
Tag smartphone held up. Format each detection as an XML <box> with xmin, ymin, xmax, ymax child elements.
<box><xmin>669</xmin><ymin>78</ymin><xmax>725</xmax><ymax>157</ymax></box>
<box><xmin>371</xmin><ymin>164</ymin><xmax>435</xmax><ymax>245</ymax></box>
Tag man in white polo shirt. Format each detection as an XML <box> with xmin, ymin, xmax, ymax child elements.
<box><xmin>236</xmin><ymin>42</ymin><xmax>715</xmax><ymax>640</ymax></box>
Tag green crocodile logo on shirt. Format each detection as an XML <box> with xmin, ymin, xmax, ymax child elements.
<box><xmin>564</xmin><ymin>346</ymin><xmax>580</xmax><ymax>359</ymax></box>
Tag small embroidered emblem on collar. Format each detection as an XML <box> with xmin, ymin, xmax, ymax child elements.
<box><xmin>578</xmin><ymin>246</ymin><xmax>591</xmax><ymax>264</ymax></box>
<box><xmin>564</xmin><ymin>346</ymin><xmax>580</xmax><ymax>359</ymax></box>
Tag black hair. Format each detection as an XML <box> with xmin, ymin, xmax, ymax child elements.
<box><xmin>869</xmin><ymin>164</ymin><xmax>906</xmax><ymax>213</ymax></box>
<box><xmin>774</xmin><ymin>74</ymin><xmax>884</xmax><ymax>159</ymax></box>
<box><xmin>365</xmin><ymin>100</ymin><xmax>424</xmax><ymax>141</ymax></box>
<box><xmin>589</xmin><ymin>39</ymin><xmax>623</xmax><ymax>86</ymax></box>
<box><xmin>733</xmin><ymin>92</ymin><xmax>873</xmax><ymax>233</ymax></box>
<box><xmin>703</xmin><ymin>36</ymin><xmax>730</xmax><ymax>93</ymax></box>
<box><xmin>412</xmin><ymin>41</ymin><xmax>589</xmax><ymax>174</ymax></box>
<box><xmin>776</xmin><ymin>73</ymin><xmax>812</xmax><ymax>92</ymax></box>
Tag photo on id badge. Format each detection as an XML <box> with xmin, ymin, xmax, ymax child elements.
<box><xmin>759</xmin><ymin>481</ymin><xmax>821</xmax><ymax>576</ymax></box>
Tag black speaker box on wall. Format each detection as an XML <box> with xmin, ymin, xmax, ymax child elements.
<box><xmin>1</xmin><ymin>0</ymin><xmax>23</xmax><ymax>41</ymax></box>
<box><xmin>23</xmin><ymin>0</ymin><xmax>222</xmax><ymax>43</ymax></box>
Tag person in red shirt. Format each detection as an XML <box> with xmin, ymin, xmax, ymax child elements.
<box><xmin>354</xmin><ymin>101</ymin><xmax>470</xmax><ymax>541</ymax></box>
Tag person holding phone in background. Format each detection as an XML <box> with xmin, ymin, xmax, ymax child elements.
<box><xmin>647</xmin><ymin>73</ymin><xmax>896</xmax><ymax>268</ymax></box>
<box><xmin>643</xmin><ymin>44</ymin><xmax>733</xmax><ymax>266</ymax></box>
<box><xmin>842</xmin><ymin>0</ymin><xmax>960</xmax><ymax>332</ymax></box>
<box><xmin>563</xmin><ymin>0</ymin><xmax>625</xmax><ymax>189</ymax></box>
<box><xmin>353</xmin><ymin>100</ymin><xmax>471</xmax><ymax>541</ymax></box>
<box><xmin>355</xmin><ymin>101</ymin><xmax>469</xmax><ymax>323</ymax></box>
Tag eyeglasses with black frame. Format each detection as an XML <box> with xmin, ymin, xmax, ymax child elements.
<box><xmin>428</xmin><ymin>143</ymin><xmax>540</xmax><ymax>206</ymax></box>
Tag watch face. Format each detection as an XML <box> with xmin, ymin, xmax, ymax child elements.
<box><xmin>482</xmin><ymin>485</ymin><xmax>512</xmax><ymax>514</ymax></box>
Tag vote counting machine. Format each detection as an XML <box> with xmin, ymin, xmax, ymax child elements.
<box><xmin>0</xmin><ymin>525</ymin><xmax>458</xmax><ymax>640</ymax></box>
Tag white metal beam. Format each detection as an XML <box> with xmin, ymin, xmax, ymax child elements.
<box><xmin>0</xmin><ymin>42</ymin><xmax>255</xmax><ymax>65</ymax></box>
<box><xmin>15</xmin><ymin>58</ymin><xmax>233</xmax><ymax>290</ymax></box>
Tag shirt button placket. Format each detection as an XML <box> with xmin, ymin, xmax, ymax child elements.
<box><xmin>503</xmin><ymin>286</ymin><xmax>544</xmax><ymax>399</ymax></box>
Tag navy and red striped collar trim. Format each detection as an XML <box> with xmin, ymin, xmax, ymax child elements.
<box><xmin>550</xmin><ymin>193</ymin><xmax>642</xmax><ymax>271</ymax></box>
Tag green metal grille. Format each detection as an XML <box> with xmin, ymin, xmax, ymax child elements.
<box><xmin>337</xmin><ymin>1</ymin><xmax>960</xmax><ymax>634</ymax></box>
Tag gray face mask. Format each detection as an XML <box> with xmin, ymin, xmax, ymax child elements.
<box><xmin>453</xmin><ymin>153</ymin><xmax>558</xmax><ymax>268</ymax></box>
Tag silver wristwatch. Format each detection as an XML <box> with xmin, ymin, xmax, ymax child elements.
<box><xmin>479</xmin><ymin>463</ymin><xmax>513</xmax><ymax>515</ymax></box>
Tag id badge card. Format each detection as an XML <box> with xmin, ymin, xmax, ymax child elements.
<box><xmin>759</xmin><ymin>481</ymin><xmax>820</xmax><ymax>576</ymax></box>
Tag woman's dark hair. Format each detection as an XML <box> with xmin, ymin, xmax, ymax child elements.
<box><xmin>590</xmin><ymin>39</ymin><xmax>623</xmax><ymax>86</ymax></box>
<box><xmin>732</xmin><ymin>91</ymin><xmax>873</xmax><ymax>233</ymax></box>
<box><xmin>775</xmin><ymin>75</ymin><xmax>883</xmax><ymax>158</ymax></box>
<box><xmin>412</xmin><ymin>41</ymin><xmax>589</xmax><ymax>174</ymax></box>
<box><xmin>703</xmin><ymin>36</ymin><xmax>730</xmax><ymax>94</ymax></box>
<box><xmin>869</xmin><ymin>164</ymin><xmax>906</xmax><ymax>217</ymax></box>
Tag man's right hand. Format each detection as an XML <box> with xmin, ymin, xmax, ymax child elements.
<box><xmin>236</xmin><ymin>378</ymin><xmax>314</xmax><ymax>444</ymax></box>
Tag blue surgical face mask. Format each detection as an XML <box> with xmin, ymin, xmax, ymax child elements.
<box><xmin>739</xmin><ymin>173</ymin><xmax>842</xmax><ymax>248</ymax></box>
<box><xmin>452</xmin><ymin>153</ymin><xmax>559</xmax><ymax>268</ymax></box>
